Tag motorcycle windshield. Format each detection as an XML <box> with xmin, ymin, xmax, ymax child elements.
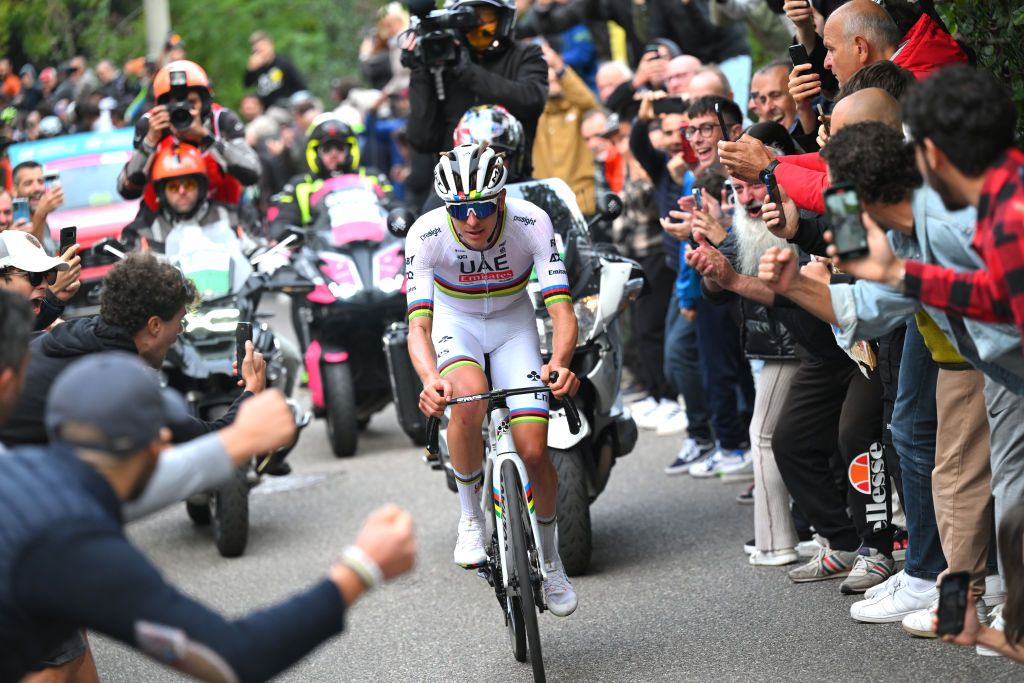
<box><xmin>310</xmin><ymin>175</ymin><xmax>387</xmax><ymax>247</ymax></box>
<box><xmin>165</xmin><ymin>221</ymin><xmax>253</xmax><ymax>300</ymax></box>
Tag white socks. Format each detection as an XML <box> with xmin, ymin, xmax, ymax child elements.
<box><xmin>453</xmin><ymin>467</ymin><xmax>483</xmax><ymax>520</ymax></box>
<box><xmin>538</xmin><ymin>514</ymin><xmax>558</xmax><ymax>561</ymax></box>
<box><xmin>906</xmin><ymin>575</ymin><xmax>936</xmax><ymax>593</ymax></box>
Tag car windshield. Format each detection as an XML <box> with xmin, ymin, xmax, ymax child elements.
<box><xmin>56</xmin><ymin>161</ymin><xmax>125</xmax><ymax>210</ymax></box>
<box><xmin>165</xmin><ymin>220</ymin><xmax>252</xmax><ymax>300</ymax></box>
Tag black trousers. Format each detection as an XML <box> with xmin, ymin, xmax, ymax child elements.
<box><xmin>632</xmin><ymin>252</ymin><xmax>674</xmax><ymax>400</ymax></box>
<box><xmin>773</xmin><ymin>358</ymin><xmax>892</xmax><ymax>553</ymax></box>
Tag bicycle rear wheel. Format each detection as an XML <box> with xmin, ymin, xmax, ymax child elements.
<box><xmin>502</xmin><ymin>459</ymin><xmax>545</xmax><ymax>682</ymax></box>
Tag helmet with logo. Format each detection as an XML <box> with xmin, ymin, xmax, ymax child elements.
<box><xmin>433</xmin><ymin>141</ymin><xmax>507</xmax><ymax>203</ymax></box>
<box><xmin>453</xmin><ymin>104</ymin><xmax>525</xmax><ymax>179</ymax></box>
<box><xmin>151</xmin><ymin>142</ymin><xmax>209</xmax><ymax>217</ymax></box>
<box><xmin>447</xmin><ymin>0</ymin><xmax>516</xmax><ymax>53</ymax></box>
<box><xmin>153</xmin><ymin>60</ymin><xmax>213</xmax><ymax>110</ymax></box>
<box><xmin>305</xmin><ymin>113</ymin><xmax>360</xmax><ymax>177</ymax></box>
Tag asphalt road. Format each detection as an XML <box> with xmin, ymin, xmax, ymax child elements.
<box><xmin>91</xmin><ymin>396</ymin><xmax>1021</xmax><ymax>682</ymax></box>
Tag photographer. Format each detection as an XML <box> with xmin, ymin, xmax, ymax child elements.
<box><xmin>117</xmin><ymin>60</ymin><xmax>260</xmax><ymax>228</ymax></box>
<box><xmin>403</xmin><ymin>0</ymin><xmax>548</xmax><ymax>180</ymax></box>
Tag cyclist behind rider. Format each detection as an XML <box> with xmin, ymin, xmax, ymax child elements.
<box><xmin>117</xmin><ymin>59</ymin><xmax>261</xmax><ymax>229</ymax></box>
<box><xmin>404</xmin><ymin>141</ymin><xmax>581</xmax><ymax>616</ymax></box>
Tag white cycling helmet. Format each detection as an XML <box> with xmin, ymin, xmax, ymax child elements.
<box><xmin>433</xmin><ymin>141</ymin><xmax>507</xmax><ymax>203</ymax></box>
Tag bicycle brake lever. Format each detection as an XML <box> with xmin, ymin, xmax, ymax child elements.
<box><xmin>426</xmin><ymin>416</ymin><xmax>441</xmax><ymax>456</ymax></box>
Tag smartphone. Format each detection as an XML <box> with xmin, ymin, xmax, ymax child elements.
<box><xmin>788</xmin><ymin>43</ymin><xmax>812</xmax><ymax>68</ymax></box>
<box><xmin>44</xmin><ymin>171</ymin><xmax>60</xmax><ymax>190</ymax></box>
<box><xmin>761</xmin><ymin>171</ymin><xmax>787</xmax><ymax>231</ymax></box>
<box><xmin>692</xmin><ymin>188</ymin><xmax>703</xmax><ymax>211</ymax></box>
<box><xmin>680</xmin><ymin>133</ymin><xmax>699</xmax><ymax>165</ymax></box>
<box><xmin>817</xmin><ymin>103</ymin><xmax>831</xmax><ymax>136</ymax></box>
<box><xmin>644</xmin><ymin>43</ymin><xmax>662</xmax><ymax>58</ymax></box>
<box><xmin>235</xmin><ymin>322</ymin><xmax>253</xmax><ymax>377</ymax></box>
<box><xmin>936</xmin><ymin>571</ymin><xmax>971</xmax><ymax>636</ymax></box>
<box><xmin>714</xmin><ymin>101</ymin><xmax>731</xmax><ymax>143</ymax></box>
<box><xmin>59</xmin><ymin>226</ymin><xmax>77</xmax><ymax>255</ymax></box>
<box><xmin>823</xmin><ymin>183</ymin><xmax>869</xmax><ymax>260</ymax></box>
<box><xmin>12</xmin><ymin>197</ymin><xmax>29</xmax><ymax>223</ymax></box>
<box><xmin>653</xmin><ymin>96</ymin><xmax>687</xmax><ymax>116</ymax></box>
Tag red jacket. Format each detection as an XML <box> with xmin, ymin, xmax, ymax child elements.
<box><xmin>777</xmin><ymin>14</ymin><xmax>968</xmax><ymax>214</ymax></box>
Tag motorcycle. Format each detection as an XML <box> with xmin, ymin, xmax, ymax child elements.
<box><xmin>286</xmin><ymin>174</ymin><xmax>411</xmax><ymax>457</ymax></box>
<box><xmin>387</xmin><ymin>178</ymin><xmax>643</xmax><ymax>575</ymax></box>
<box><xmin>129</xmin><ymin>212</ymin><xmax>312</xmax><ymax>558</ymax></box>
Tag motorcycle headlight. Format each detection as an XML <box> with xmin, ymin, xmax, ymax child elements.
<box><xmin>574</xmin><ymin>294</ymin><xmax>601</xmax><ymax>344</ymax></box>
<box><xmin>184</xmin><ymin>307</ymin><xmax>241</xmax><ymax>337</ymax></box>
<box><xmin>377</xmin><ymin>272</ymin><xmax>404</xmax><ymax>294</ymax></box>
<box><xmin>328</xmin><ymin>281</ymin><xmax>360</xmax><ymax>299</ymax></box>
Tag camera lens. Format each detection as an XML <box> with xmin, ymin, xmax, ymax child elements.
<box><xmin>169</xmin><ymin>103</ymin><xmax>193</xmax><ymax>131</ymax></box>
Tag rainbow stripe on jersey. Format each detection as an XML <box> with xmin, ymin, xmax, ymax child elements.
<box><xmin>434</xmin><ymin>268</ymin><xmax>531</xmax><ymax>300</ymax></box>
<box><xmin>407</xmin><ymin>299</ymin><xmax>433</xmax><ymax>320</ymax></box>
<box><xmin>541</xmin><ymin>284</ymin><xmax>572</xmax><ymax>307</ymax></box>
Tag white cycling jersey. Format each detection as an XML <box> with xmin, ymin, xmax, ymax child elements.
<box><xmin>404</xmin><ymin>197</ymin><xmax>572</xmax><ymax>426</ymax></box>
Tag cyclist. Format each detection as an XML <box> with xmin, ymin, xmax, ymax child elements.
<box><xmin>404</xmin><ymin>141</ymin><xmax>581</xmax><ymax>616</ymax></box>
<box><xmin>117</xmin><ymin>59</ymin><xmax>261</xmax><ymax>227</ymax></box>
<box><xmin>266</xmin><ymin>112</ymin><xmax>384</xmax><ymax>240</ymax></box>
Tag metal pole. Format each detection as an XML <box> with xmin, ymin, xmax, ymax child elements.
<box><xmin>143</xmin><ymin>0</ymin><xmax>171</xmax><ymax>59</ymax></box>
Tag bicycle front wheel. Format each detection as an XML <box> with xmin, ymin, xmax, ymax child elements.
<box><xmin>502</xmin><ymin>459</ymin><xmax>545</xmax><ymax>683</ymax></box>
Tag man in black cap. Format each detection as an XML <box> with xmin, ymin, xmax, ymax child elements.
<box><xmin>0</xmin><ymin>352</ymin><xmax>417</xmax><ymax>683</ymax></box>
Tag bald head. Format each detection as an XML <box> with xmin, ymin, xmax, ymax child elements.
<box><xmin>831</xmin><ymin>87</ymin><xmax>902</xmax><ymax>134</ymax></box>
<box><xmin>665</xmin><ymin>55</ymin><xmax>702</xmax><ymax>97</ymax></box>
<box><xmin>596</xmin><ymin>61</ymin><xmax>632</xmax><ymax>104</ymax></box>
<box><xmin>687</xmin><ymin>65</ymin><xmax>732</xmax><ymax>100</ymax></box>
<box><xmin>823</xmin><ymin>0</ymin><xmax>902</xmax><ymax>87</ymax></box>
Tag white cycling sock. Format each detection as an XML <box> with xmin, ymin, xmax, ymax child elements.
<box><xmin>538</xmin><ymin>514</ymin><xmax>558</xmax><ymax>562</ymax></box>
<box><xmin>453</xmin><ymin>467</ymin><xmax>483</xmax><ymax>521</ymax></box>
<box><xmin>906</xmin><ymin>575</ymin><xmax>936</xmax><ymax>593</ymax></box>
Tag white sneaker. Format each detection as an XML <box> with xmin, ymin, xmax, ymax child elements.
<box><xmin>664</xmin><ymin>438</ymin><xmax>715</xmax><ymax>475</ymax></box>
<box><xmin>629</xmin><ymin>397</ymin><xmax>659</xmax><ymax>429</ymax></box>
<box><xmin>978</xmin><ymin>604</ymin><xmax>1004</xmax><ymax>656</ymax></box>
<box><xmin>902</xmin><ymin>596</ymin><xmax>989</xmax><ymax>639</ymax></box>
<box><xmin>634</xmin><ymin>398</ymin><xmax>681</xmax><ymax>431</ymax></box>
<box><xmin>865</xmin><ymin>569</ymin><xmax>903</xmax><ymax>600</ymax></box>
<box><xmin>543</xmin><ymin>560</ymin><xmax>578</xmax><ymax>617</ymax></box>
<box><xmin>655</xmin><ymin>402</ymin><xmax>688</xmax><ymax>436</ymax></box>
<box><xmin>453</xmin><ymin>515</ymin><xmax>487</xmax><ymax>567</ymax></box>
<box><xmin>688</xmin><ymin>448</ymin><xmax>725</xmax><ymax>478</ymax></box>
<box><xmin>796</xmin><ymin>536</ymin><xmax>827</xmax><ymax>560</ymax></box>
<box><xmin>749</xmin><ymin>549</ymin><xmax>798</xmax><ymax>566</ymax></box>
<box><xmin>850</xmin><ymin>572</ymin><xmax>937</xmax><ymax>623</ymax></box>
<box><xmin>719</xmin><ymin>450</ymin><xmax>754</xmax><ymax>482</ymax></box>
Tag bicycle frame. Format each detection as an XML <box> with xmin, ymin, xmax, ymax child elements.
<box><xmin>483</xmin><ymin>404</ymin><xmax>548</xmax><ymax>592</ymax></box>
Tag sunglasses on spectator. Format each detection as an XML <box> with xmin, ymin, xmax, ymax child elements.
<box><xmin>12</xmin><ymin>268</ymin><xmax>58</xmax><ymax>287</ymax></box>
<box><xmin>446</xmin><ymin>199</ymin><xmax>498</xmax><ymax>221</ymax></box>
<box><xmin>166</xmin><ymin>178</ymin><xmax>199</xmax><ymax>193</ymax></box>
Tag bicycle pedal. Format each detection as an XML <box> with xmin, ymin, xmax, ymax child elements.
<box><xmin>421</xmin><ymin>453</ymin><xmax>442</xmax><ymax>469</ymax></box>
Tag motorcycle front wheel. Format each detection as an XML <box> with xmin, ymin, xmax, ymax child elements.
<box><xmin>211</xmin><ymin>467</ymin><xmax>250</xmax><ymax>558</ymax></box>
<box><xmin>324</xmin><ymin>362</ymin><xmax>359</xmax><ymax>457</ymax></box>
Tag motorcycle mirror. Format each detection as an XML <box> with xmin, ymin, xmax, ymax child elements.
<box><xmin>598</xmin><ymin>193</ymin><xmax>623</xmax><ymax>221</ymax></box>
<box><xmin>387</xmin><ymin>207</ymin><xmax>416</xmax><ymax>238</ymax></box>
<box><xmin>92</xmin><ymin>237</ymin><xmax>127</xmax><ymax>260</ymax></box>
<box><xmin>250</xmin><ymin>233</ymin><xmax>297</xmax><ymax>266</ymax></box>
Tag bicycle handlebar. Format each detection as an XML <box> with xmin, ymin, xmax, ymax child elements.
<box><xmin>425</xmin><ymin>371</ymin><xmax>581</xmax><ymax>456</ymax></box>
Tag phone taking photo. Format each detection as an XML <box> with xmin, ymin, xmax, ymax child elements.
<box><xmin>692</xmin><ymin>188</ymin><xmax>703</xmax><ymax>211</ymax></box>
<box><xmin>59</xmin><ymin>226</ymin><xmax>77</xmax><ymax>256</ymax></box>
<box><xmin>760</xmin><ymin>171</ymin><xmax>786</xmax><ymax>232</ymax></box>
<box><xmin>235</xmin><ymin>322</ymin><xmax>253</xmax><ymax>377</ymax></box>
<box><xmin>12</xmin><ymin>197</ymin><xmax>29</xmax><ymax>224</ymax></box>
<box><xmin>44</xmin><ymin>171</ymin><xmax>60</xmax><ymax>190</ymax></box>
<box><xmin>788</xmin><ymin>43</ymin><xmax>812</xmax><ymax>68</ymax></box>
<box><xmin>823</xmin><ymin>183</ymin><xmax>869</xmax><ymax>260</ymax></box>
<box><xmin>817</xmin><ymin>103</ymin><xmax>830</xmax><ymax>136</ymax></box>
<box><xmin>936</xmin><ymin>571</ymin><xmax>970</xmax><ymax>637</ymax></box>
<box><xmin>653</xmin><ymin>96</ymin><xmax>687</xmax><ymax>116</ymax></box>
<box><xmin>714</xmin><ymin>101</ymin><xmax>731</xmax><ymax>143</ymax></box>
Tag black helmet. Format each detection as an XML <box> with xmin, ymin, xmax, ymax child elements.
<box><xmin>305</xmin><ymin>113</ymin><xmax>359</xmax><ymax>177</ymax></box>
<box><xmin>448</xmin><ymin>0</ymin><xmax>516</xmax><ymax>52</ymax></box>
<box><xmin>453</xmin><ymin>105</ymin><xmax>525</xmax><ymax>179</ymax></box>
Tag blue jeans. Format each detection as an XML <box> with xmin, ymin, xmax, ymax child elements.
<box><xmin>694</xmin><ymin>298</ymin><xmax>754</xmax><ymax>450</ymax></box>
<box><xmin>890</xmin><ymin>322</ymin><xmax>945</xmax><ymax>580</ymax></box>
<box><xmin>664</xmin><ymin>292</ymin><xmax>712</xmax><ymax>443</ymax></box>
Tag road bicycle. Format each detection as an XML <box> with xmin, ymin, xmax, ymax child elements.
<box><xmin>425</xmin><ymin>374</ymin><xmax>581</xmax><ymax>683</ymax></box>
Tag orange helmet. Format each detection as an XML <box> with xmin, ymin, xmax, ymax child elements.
<box><xmin>153</xmin><ymin>60</ymin><xmax>212</xmax><ymax>104</ymax></box>
<box><xmin>151</xmin><ymin>143</ymin><xmax>209</xmax><ymax>214</ymax></box>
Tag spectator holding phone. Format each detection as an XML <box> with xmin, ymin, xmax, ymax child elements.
<box><xmin>244</xmin><ymin>31</ymin><xmax>309</xmax><ymax>111</ymax></box>
<box><xmin>11</xmin><ymin>160</ymin><xmax>62</xmax><ymax>252</ymax></box>
<box><xmin>0</xmin><ymin>189</ymin><xmax>31</xmax><ymax>232</ymax></box>
<box><xmin>0</xmin><ymin>229</ymin><xmax>80</xmax><ymax>331</ymax></box>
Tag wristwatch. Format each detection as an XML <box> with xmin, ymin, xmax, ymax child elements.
<box><xmin>761</xmin><ymin>158</ymin><xmax>781</xmax><ymax>178</ymax></box>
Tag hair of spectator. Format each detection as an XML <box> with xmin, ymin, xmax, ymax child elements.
<box><xmin>11</xmin><ymin>161</ymin><xmax>42</xmax><ymax>186</ymax></box>
<box><xmin>753</xmin><ymin>58</ymin><xmax>792</xmax><ymax>80</ymax></box>
<box><xmin>100</xmin><ymin>253</ymin><xmax>198</xmax><ymax>335</ymax></box>
<box><xmin>582</xmin><ymin>108</ymin><xmax>610</xmax><ymax>126</ymax></box>
<box><xmin>0</xmin><ymin>290</ymin><xmax>33</xmax><ymax>373</ymax></box>
<box><xmin>688</xmin><ymin>95</ymin><xmax>742</xmax><ymax>128</ymax></box>
<box><xmin>903</xmin><ymin>65</ymin><xmax>1017</xmax><ymax>177</ymax></box>
<box><xmin>836</xmin><ymin>60</ymin><xmax>916</xmax><ymax>102</ymax></box>
<box><xmin>694</xmin><ymin>167</ymin><xmax>728</xmax><ymax>198</ymax></box>
<box><xmin>837</xmin><ymin>1</ymin><xmax>902</xmax><ymax>52</ymax></box>
<box><xmin>596</xmin><ymin>60</ymin><xmax>633</xmax><ymax>81</ymax></box>
<box><xmin>998</xmin><ymin>502</ymin><xmax>1024</xmax><ymax>646</ymax></box>
<box><xmin>820</xmin><ymin>122</ymin><xmax>922</xmax><ymax>205</ymax></box>
<box><xmin>692</xmin><ymin>65</ymin><xmax>732</xmax><ymax>96</ymax></box>
<box><xmin>879</xmin><ymin>0</ymin><xmax>925</xmax><ymax>37</ymax></box>
<box><xmin>249</xmin><ymin>30</ymin><xmax>272</xmax><ymax>45</ymax></box>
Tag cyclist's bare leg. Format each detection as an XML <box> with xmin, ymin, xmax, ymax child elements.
<box><xmin>510</xmin><ymin>421</ymin><xmax>556</xmax><ymax>520</ymax></box>
<box><xmin>444</xmin><ymin>364</ymin><xmax>489</xmax><ymax>486</ymax></box>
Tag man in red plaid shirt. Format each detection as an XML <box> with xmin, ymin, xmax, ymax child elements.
<box><xmin>849</xmin><ymin>66</ymin><xmax>1024</xmax><ymax>347</ymax></box>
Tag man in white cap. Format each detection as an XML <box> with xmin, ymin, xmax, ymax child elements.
<box><xmin>0</xmin><ymin>228</ymin><xmax>79</xmax><ymax>329</ymax></box>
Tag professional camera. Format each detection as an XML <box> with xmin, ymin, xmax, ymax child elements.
<box><xmin>167</xmin><ymin>102</ymin><xmax>194</xmax><ymax>132</ymax></box>
<box><xmin>404</xmin><ymin>0</ymin><xmax>477</xmax><ymax>69</ymax></box>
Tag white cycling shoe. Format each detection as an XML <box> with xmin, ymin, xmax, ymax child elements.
<box><xmin>453</xmin><ymin>515</ymin><xmax>487</xmax><ymax>568</ymax></box>
<box><xmin>543</xmin><ymin>560</ymin><xmax>578</xmax><ymax>617</ymax></box>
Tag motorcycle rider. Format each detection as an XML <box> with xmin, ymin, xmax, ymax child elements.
<box><xmin>404</xmin><ymin>141</ymin><xmax>581</xmax><ymax>615</ymax></box>
<box><xmin>117</xmin><ymin>59</ymin><xmax>261</xmax><ymax>228</ymax></box>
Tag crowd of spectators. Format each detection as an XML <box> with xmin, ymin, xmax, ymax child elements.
<box><xmin>2</xmin><ymin>0</ymin><xmax>1024</xmax><ymax>678</ymax></box>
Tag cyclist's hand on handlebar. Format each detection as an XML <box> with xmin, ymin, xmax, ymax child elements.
<box><xmin>419</xmin><ymin>378</ymin><xmax>452</xmax><ymax>417</ymax></box>
<box><xmin>542</xmin><ymin>364</ymin><xmax>580</xmax><ymax>399</ymax></box>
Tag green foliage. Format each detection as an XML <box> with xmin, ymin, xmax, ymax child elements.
<box><xmin>938</xmin><ymin>0</ymin><xmax>1024</xmax><ymax>143</ymax></box>
<box><xmin>0</xmin><ymin>0</ymin><xmax>392</xmax><ymax>109</ymax></box>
